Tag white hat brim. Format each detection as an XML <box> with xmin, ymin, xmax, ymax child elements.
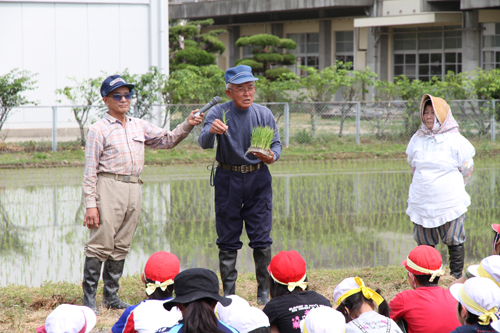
<box><xmin>468</xmin><ymin>265</ymin><xmax>479</xmax><ymax>277</ymax></box>
<box><xmin>80</xmin><ymin>306</ymin><xmax>97</xmax><ymax>333</ymax></box>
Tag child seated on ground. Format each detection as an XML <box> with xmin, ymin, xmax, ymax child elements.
<box><xmin>450</xmin><ymin>255</ymin><xmax>500</xmax><ymax>289</ymax></box>
<box><xmin>451</xmin><ymin>224</ymin><xmax>500</xmax><ymax>285</ymax></box>
<box><xmin>300</xmin><ymin>306</ymin><xmax>346</xmax><ymax>333</ymax></box>
<box><xmin>36</xmin><ymin>304</ymin><xmax>96</xmax><ymax>333</ymax></box>
<box><xmin>449</xmin><ymin>277</ymin><xmax>500</xmax><ymax>332</ymax></box>
<box><xmin>262</xmin><ymin>250</ymin><xmax>331</xmax><ymax>333</ymax></box>
<box><xmin>388</xmin><ymin>245</ymin><xmax>460</xmax><ymax>333</ymax></box>
<box><xmin>160</xmin><ymin>267</ymin><xmax>238</xmax><ymax>333</ymax></box>
<box><xmin>333</xmin><ymin>277</ymin><xmax>401</xmax><ymax>333</ymax></box>
<box><xmin>215</xmin><ymin>294</ymin><xmax>270</xmax><ymax>333</ymax></box>
<box><xmin>109</xmin><ymin>251</ymin><xmax>182</xmax><ymax>333</ymax></box>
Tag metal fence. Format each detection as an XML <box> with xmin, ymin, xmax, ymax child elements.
<box><xmin>1</xmin><ymin>100</ymin><xmax>498</xmax><ymax>151</ymax></box>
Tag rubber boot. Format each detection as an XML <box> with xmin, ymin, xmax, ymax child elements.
<box><xmin>102</xmin><ymin>259</ymin><xmax>130</xmax><ymax>309</ymax></box>
<box><xmin>82</xmin><ymin>256</ymin><xmax>102</xmax><ymax>315</ymax></box>
<box><xmin>253</xmin><ymin>246</ymin><xmax>272</xmax><ymax>305</ymax></box>
<box><xmin>448</xmin><ymin>244</ymin><xmax>465</xmax><ymax>279</ymax></box>
<box><xmin>219</xmin><ymin>250</ymin><xmax>238</xmax><ymax>296</ymax></box>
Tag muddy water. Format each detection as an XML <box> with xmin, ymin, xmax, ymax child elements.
<box><xmin>0</xmin><ymin>159</ymin><xmax>497</xmax><ymax>286</ymax></box>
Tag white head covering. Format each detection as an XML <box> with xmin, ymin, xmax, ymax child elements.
<box><xmin>491</xmin><ymin>320</ymin><xmax>500</xmax><ymax>332</ymax></box>
<box><xmin>450</xmin><ymin>277</ymin><xmax>500</xmax><ymax>325</ymax></box>
<box><xmin>300</xmin><ymin>307</ymin><xmax>346</xmax><ymax>333</ymax></box>
<box><xmin>468</xmin><ymin>256</ymin><xmax>500</xmax><ymax>287</ymax></box>
<box><xmin>214</xmin><ymin>295</ymin><xmax>269</xmax><ymax>333</ymax></box>
<box><xmin>39</xmin><ymin>304</ymin><xmax>96</xmax><ymax>333</ymax></box>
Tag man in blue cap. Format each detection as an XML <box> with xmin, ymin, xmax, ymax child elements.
<box><xmin>198</xmin><ymin>65</ymin><xmax>282</xmax><ymax>305</ymax></box>
<box><xmin>82</xmin><ymin>75</ymin><xmax>204</xmax><ymax>314</ymax></box>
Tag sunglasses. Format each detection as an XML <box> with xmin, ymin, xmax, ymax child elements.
<box><xmin>110</xmin><ymin>92</ymin><xmax>134</xmax><ymax>101</ymax></box>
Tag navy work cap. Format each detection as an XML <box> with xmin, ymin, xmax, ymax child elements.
<box><xmin>224</xmin><ymin>65</ymin><xmax>259</xmax><ymax>85</ymax></box>
<box><xmin>100</xmin><ymin>75</ymin><xmax>135</xmax><ymax>97</ymax></box>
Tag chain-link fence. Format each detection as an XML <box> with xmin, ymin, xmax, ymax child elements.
<box><xmin>1</xmin><ymin>100</ymin><xmax>498</xmax><ymax>150</ymax></box>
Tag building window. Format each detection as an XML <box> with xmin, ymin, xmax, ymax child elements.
<box><xmin>393</xmin><ymin>26</ymin><xmax>462</xmax><ymax>81</ymax></box>
<box><xmin>483</xmin><ymin>23</ymin><xmax>500</xmax><ymax>70</ymax></box>
<box><xmin>335</xmin><ymin>31</ymin><xmax>354</xmax><ymax>64</ymax></box>
<box><xmin>287</xmin><ymin>33</ymin><xmax>319</xmax><ymax>76</ymax></box>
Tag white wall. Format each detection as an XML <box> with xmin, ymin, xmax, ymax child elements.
<box><xmin>0</xmin><ymin>0</ymin><xmax>168</xmax><ymax>131</ymax></box>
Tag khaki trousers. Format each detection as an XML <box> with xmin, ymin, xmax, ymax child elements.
<box><xmin>84</xmin><ymin>176</ymin><xmax>142</xmax><ymax>261</ymax></box>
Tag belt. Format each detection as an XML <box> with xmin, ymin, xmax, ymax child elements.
<box><xmin>218</xmin><ymin>162</ymin><xmax>263</xmax><ymax>173</ymax></box>
<box><xmin>99</xmin><ymin>172</ymin><xmax>143</xmax><ymax>184</ymax></box>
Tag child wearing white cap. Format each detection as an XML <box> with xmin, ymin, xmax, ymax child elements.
<box><xmin>450</xmin><ymin>255</ymin><xmax>500</xmax><ymax>290</ymax></box>
<box><xmin>215</xmin><ymin>295</ymin><xmax>271</xmax><ymax>333</ymax></box>
<box><xmin>333</xmin><ymin>277</ymin><xmax>401</xmax><ymax>333</ymax></box>
<box><xmin>300</xmin><ymin>306</ymin><xmax>346</xmax><ymax>333</ymax></box>
<box><xmin>449</xmin><ymin>277</ymin><xmax>500</xmax><ymax>332</ymax></box>
<box><xmin>36</xmin><ymin>304</ymin><xmax>96</xmax><ymax>333</ymax></box>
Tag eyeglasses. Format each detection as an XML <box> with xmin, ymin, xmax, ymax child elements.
<box><xmin>229</xmin><ymin>86</ymin><xmax>255</xmax><ymax>94</ymax></box>
<box><xmin>110</xmin><ymin>92</ymin><xmax>134</xmax><ymax>101</ymax></box>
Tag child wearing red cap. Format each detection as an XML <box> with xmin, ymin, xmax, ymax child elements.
<box><xmin>262</xmin><ymin>251</ymin><xmax>331</xmax><ymax>333</ymax></box>
<box><xmin>109</xmin><ymin>251</ymin><xmax>182</xmax><ymax>333</ymax></box>
<box><xmin>389</xmin><ymin>246</ymin><xmax>460</xmax><ymax>333</ymax></box>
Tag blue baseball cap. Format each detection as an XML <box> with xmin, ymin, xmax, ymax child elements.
<box><xmin>100</xmin><ymin>75</ymin><xmax>135</xmax><ymax>97</ymax></box>
<box><xmin>224</xmin><ymin>65</ymin><xmax>259</xmax><ymax>85</ymax></box>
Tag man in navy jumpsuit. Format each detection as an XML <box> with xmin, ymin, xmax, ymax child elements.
<box><xmin>198</xmin><ymin>65</ymin><xmax>282</xmax><ymax>305</ymax></box>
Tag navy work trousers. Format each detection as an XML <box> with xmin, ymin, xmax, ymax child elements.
<box><xmin>214</xmin><ymin>164</ymin><xmax>273</xmax><ymax>251</ymax></box>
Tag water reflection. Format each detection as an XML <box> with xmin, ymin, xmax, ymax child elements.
<box><xmin>0</xmin><ymin>160</ymin><xmax>497</xmax><ymax>287</ymax></box>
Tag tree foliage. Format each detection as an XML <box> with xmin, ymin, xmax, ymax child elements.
<box><xmin>56</xmin><ymin>76</ymin><xmax>103</xmax><ymax>146</ymax></box>
<box><xmin>169</xmin><ymin>19</ymin><xmax>227</xmax><ymax>71</ymax></box>
<box><xmin>121</xmin><ymin>67</ymin><xmax>161</xmax><ymax>119</ymax></box>
<box><xmin>0</xmin><ymin>69</ymin><xmax>37</xmax><ymax>133</ymax></box>
<box><xmin>235</xmin><ymin>34</ymin><xmax>297</xmax><ymax>80</ymax></box>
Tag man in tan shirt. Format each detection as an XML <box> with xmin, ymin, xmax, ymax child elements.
<box><xmin>82</xmin><ymin>75</ymin><xmax>204</xmax><ymax>314</ymax></box>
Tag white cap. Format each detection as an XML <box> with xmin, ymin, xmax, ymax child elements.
<box><xmin>491</xmin><ymin>320</ymin><xmax>500</xmax><ymax>332</ymax></box>
<box><xmin>227</xmin><ymin>306</ymin><xmax>270</xmax><ymax>333</ymax></box>
<box><xmin>300</xmin><ymin>307</ymin><xmax>346</xmax><ymax>333</ymax></box>
<box><xmin>215</xmin><ymin>295</ymin><xmax>269</xmax><ymax>333</ymax></box>
<box><xmin>215</xmin><ymin>295</ymin><xmax>250</xmax><ymax>322</ymax></box>
<box><xmin>449</xmin><ymin>277</ymin><xmax>500</xmax><ymax>318</ymax></box>
<box><xmin>39</xmin><ymin>304</ymin><xmax>96</xmax><ymax>333</ymax></box>
<box><xmin>333</xmin><ymin>277</ymin><xmax>358</xmax><ymax>305</ymax></box>
<box><xmin>468</xmin><ymin>256</ymin><xmax>500</xmax><ymax>286</ymax></box>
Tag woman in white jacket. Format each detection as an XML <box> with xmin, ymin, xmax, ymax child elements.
<box><xmin>406</xmin><ymin>94</ymin><xmax>475</xmax><ymax>279</ymax></box>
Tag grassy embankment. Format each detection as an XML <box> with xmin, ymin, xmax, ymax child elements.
<box><xmin>1</xmin><ymin>139</ymin><xmax>500</xmax><ymax>167</ymax></box>
<box><xmin>0</xmin><ymin>265</ymin><xmax>462</xmax><ymax>333</ymax></box>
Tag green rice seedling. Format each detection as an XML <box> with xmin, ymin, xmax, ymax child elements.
<box><xmin>246</xmin><ymin>126</ymin><xmax>275</xmax><ymax>156</ymax></box>
<box><xmin>220</xmin><ymin>109</ymin><xmax>230</xmax><ymax>135</ymax></box>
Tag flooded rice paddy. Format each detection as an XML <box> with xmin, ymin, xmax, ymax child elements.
<box><xmin>0</xmin><ymin>158</ymin><xmax>498</xmax><ymax>287</ymax></box>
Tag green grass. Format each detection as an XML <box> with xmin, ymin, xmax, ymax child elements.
<box><xmin>2</xmin><ymin>138</ymin><xmax>500</xmax><ymax>167</ymax></box>
<box><xmin>0</xmin><ymin>265</ymin><xmax>462</xmax><ymax>332</ymax></box>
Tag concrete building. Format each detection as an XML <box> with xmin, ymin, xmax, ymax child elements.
<box><xmin>170</xmin><ymin>0</ymin><xmax>500</xmax><ymax>82</ymax></box>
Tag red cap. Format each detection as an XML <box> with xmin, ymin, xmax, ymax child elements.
<box><xmin>492</xmin><ymin>224</ymin><xmax>500</xmax><ymax>234</ymax></box>
<box><xmin>401</xmin><ymin>245</ymin><xmax>442</xmax><ymax>275</ymax></box>
<box><xmin>144</xmin><ymin>251</ymin><xmax>180</xmax><ymax>282</ymax></box>
<box><xmin>268</xmin><ymin>250</ymin><xmax>306</xmax><ymax>284</ymax></box>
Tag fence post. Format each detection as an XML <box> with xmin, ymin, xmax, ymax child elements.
<box><xmin>492</xmin><ymin>100</ymin><xmax>496</xmax><ymax>142</ymax></box>
<box><xmin>52</xmin><ymin>106</ymin><xmax>57</xmax><ymax>152</ymax></box>
<box><xmin>284</xmin><ymin>102</ymin><xmax>290</xmax><ymax>147</ymax></box>
<box><xmin>356</xmin><ymin>102</ymin><xmax>360</xmax><ymax>145</ymax></box>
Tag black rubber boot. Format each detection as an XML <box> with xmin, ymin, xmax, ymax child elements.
<box><xmin>219</xmin><ymin>250</ymin><xmax>238</xmax><ymax>296</ymax></box>
<box><xmin>102</xmin><ymin>259</ymin><xmax>130</xmax><ymax>309</ymax></box>
<box><xmin>253</xmin><ymin>246</ymin><xmax>272</xmax><ymax>305</ymax></box>
<box><xmin>82</xmin><ymin>256</ymin><xmax>102</xmax><ymax>315</ymax></box>
<box><xmin>448</xmin><ymin>244</ymin><xmax>465</xmax><ymax>279</ymax></box>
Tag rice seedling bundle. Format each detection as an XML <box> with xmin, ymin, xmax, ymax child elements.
<box><xmin>246</xmin><ymin>126</ymin><xmax>275</xmax><ymax>157</ymax></box>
